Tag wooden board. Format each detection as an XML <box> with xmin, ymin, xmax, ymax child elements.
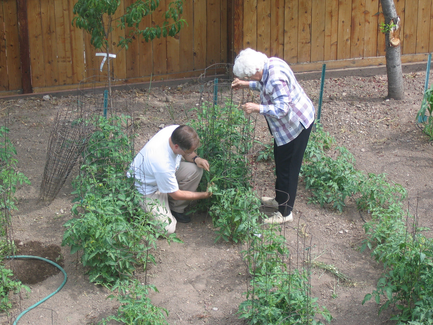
<box><xmin>193</xmin><ymin>0</ymin><xmax>206</xmax><ymax>70</ymax></box>
<box><xmin>68</xmin><ymin>0</ymin><xmax>85</xmax><ymax>84</ymax></box>
<box><xmin>152</xmin><ymin>0</ymin><xmax>168</xmax><ymax>76</ymax></box>
<box><xmin>403</xmin><ymin>0</ymin><xmax>417</xmax><ymax>54</ymax></box>
<box><xmin>270</xmin><ymin>0</ymin><xmax>284</xmax><ymax>58</ymax></box>
<box><xmin>54</xmin><ymin>0</ymin><xmax>72</xmax><ymax>85</ymax></box>
<box><xmin>350</xmin><ymin>0</ymin><xmax>365</xmax><ymax>58</ymax></box>
<box><xmin>337</xmin><ymin>0</ymin><xmax>351</xmax><ymax>60</ymax></box>
<box><xmin>243</xmin><ymin>0</ymin><xmax>257</xmax><ymax>49</ymax></box>
<box><xmin>311</xmin><ymin>0</ymin><xmax>326</xmax><ymax>62</ymax></box>
<box><xmin>257</xmin><ymin>0</ymin><xmax>271</xmax><ymax>56</ymax></box>
<box><xmin>110</xmin><ymin>3</ymin><xmax>126</xmax><ymax>80</ymax></box>
<box><xmin>1</xmin><ymin>0</ymin><xmax>21</xmax><ymax>91</ymax></box>
<box><xmin>416</xmin><ymin>0</ymin><xmax>431</xmax><ymax>53</ymax></box>
<box><xmin>220</xmin><ymin>0</ymin><xmax>228</xmax><ymax>63</ymax></box>
<box><xmin>364</xmin><ymin>0</ymin><xmax>378</xmax><ymax>57</ymax></box>
<box><xmin>27</xmin><ymin>0</ymin><xmax>44</xmax><ymax>88</ymax></box>
<box><xmin>176</xmin><ymin>0</ymin><xmax>193</xmax><ymax>72</ymax></box>
<box><xmin>284</xmin><ymin>0</ymin><xmax>299</xmax><ymax>63</ymax></box>
<box><xmin>324</xmin><ymin>0</ymin><xmax>338</xmax><ymax>61</ymax></box>
<box><xmin>297</xmin><ymin>0</ymin><xmax>311</xmax><ymax>63</ymax></box>
<box><xmin>206</xmin><ymin>0</ymin><xmax>220</xmax><ymax>65</ymax></box>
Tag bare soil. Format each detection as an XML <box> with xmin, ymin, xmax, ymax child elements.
<box><xmin>1</xmin><ymin>65</ymin><xmax>432</xmax><ymax>325</ymax></box>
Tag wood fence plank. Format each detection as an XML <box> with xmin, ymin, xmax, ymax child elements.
<box><xmin>376</xmin><ymin>1</ymin><xmax>385</xmax><ymax>56</ymax></box>
<box><xmin>68</xmin><ymin>0</ymin><xmax>85</xmax><ymax>84</ymax></box>
<box><xmin>403</xmin><ymin>0</ymin><xmax>417</xmax><ymax>54</ymax></box>
<box><xmin>54</xmin><ymin>0</ymin><xmax>72</xmax><ymax>85</ymax></box>
<box><xmin>337</xmin><ymin>0</ymin><xmax>351</xmax><ymax>60</ymax></box>
<box><xmin>233</xmin><ymin>0</ymin><xmax>243</xmax><ymax>57</ymax></box>
<box><xmin>364</xmin><ymin>0</ymin><xmax>378</xmax><ymax>57</ymax></box>
<box><xmin>206</xmin><ymin>0</ymin><xmax>220</xmax><ymax>65</ymax></box>
<box><xmin>298</xmin><ymin>0</ymin><xmax>311</xmax><ymax>63</ymax></box>
<box><xmin>220</xmin><ymin>0</ymin><xmax>228</xmax><ymax>62</ymax></box>
<box><xmin>193</xmin><ymin>0</ymin><xmax>206</xmax><ymax>70</ymax></box>
<box><xmin>257</xmin><ymin>0</ymin><xmax>271</xmax><ymax>56</ymax></box>
<box><xmin>179</xmin><ymin>0</ymin><xmax>194</xmax><ymax>71</ymax></box>
<box><xmin>311</xmin><ymin>0</ymin><xmax>325</xmax><ymax>62</ymax></box>
<box><xmin>350</xmin><ymin>0</ymin><xmax>365</xmax><ymax>58</ymax></box>
<box><xmin>416</xmin><ymin>0</ymin><xmax>430</xmax><ymax>53</ymax></box>
<box><xmin>41</xmin><ymin>0</ymin><xmax>59</xmax><ymax>86</ymax></box>
<box><xmin>124</xmin><ymin>0</ymin><xmax>140</xmax><ymax>79</ymax></box>
<box><xmin>270</xmin><ymin>0</ymin><xmax>284</xmax><ymax>58</ymax></box>
<box><xmin>152</xmin><ymin>0</ymin><xmax>167</xmax><ymax>76</ymax></box>
<box><xmin>138</xmin><ymin>14</ymin><xmax>153</xmax><ymax>78</ymax></box>
<box><xmin>110</xmin><ymin>4</ymin><xmax>126</xmax><ymax>80</ymax></box>
<box><xmin>243</xmin><ymin>0</ymin><xmax>257</xmax><ymax>49</ymax></box>
<box><xmin>324</xmin><ymin>0</ymin><xmax>338</xmax><ymax>61</ymax></box>
<box><xmin>2</xmin><ymin>0</ymin><xmax>21</xmax><ymax>91</ymax></box>
<box><xmin>0</xmin><ymin>1</ymin><xmax>9</xmax><ymax>91</ymax></box>
<box><xmin>284</xmin><ymin>0</ymin><xmax>299</xmax><ymax>63</ymax></box>
<box><xmin>27</xmin><ymin>0</ymin><xmax>45</xmax><ymax>88</ymax></box>
<box><xmin>430</xmin><ymin>0</ymin><xmax>433</xmax><ymax>52</ymax></box>
<box><xmin>394</xmin><ymin>0</ymin><xmax>405</xmax><ymax>54</ymax></box>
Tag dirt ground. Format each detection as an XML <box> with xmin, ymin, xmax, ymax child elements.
<box><xmin>1</xmin><ymin>64</ymin><xmax>432</xmax><ymax>325</ymax></box>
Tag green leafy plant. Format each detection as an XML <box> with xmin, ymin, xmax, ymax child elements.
<box><xmin>100</xmin><ymin>280</ymin><xmax>169</xmax><ymax>324</ymax></box>
<box><xmin>416</xmin><ymin>85</ymin><xmax>433</xmax><ymax>139</ymax></box>
<box><xmin>62</xmin><ymin>115</ymin><xmax>180</xmax><ymax>285</ymax></box>
<box><xmin>73</xmin><ymin>0</ymin><xmax>186</xmax><ymax>50</ymax></box>
<box><xmin>255</xmin><ymin>140</ymin><xmax>273</xmax><ymax>162</ymax></box>
<box><xmin>208</xmin><ymin>186</ymin><xmax>262</xmax><ymax>243</ymax></box>
<box><xmin>380</xmin><ymin>21</ymin><xmax>397</xmax><ymax>34</ymax></box>
<box><xmin>0</xmin><ymin>264</ymin><xmax>30</xmax><ymax>312</ymax></box>
<box><xmin>238</xmin><ymin>267</ymin><xmax>332</xmax><ymax>324</ymax></box>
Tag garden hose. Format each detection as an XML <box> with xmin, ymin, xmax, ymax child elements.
<box><xmin>5</xmin><ymin>255</ymin><xmax>68</xmax><ymax>325</ymax></box>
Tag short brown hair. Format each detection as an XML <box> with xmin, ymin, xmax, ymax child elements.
<box><xmin>171</xmin><ymin>125</ymin><xmax>200</xmax><ymax>151</ymax></box>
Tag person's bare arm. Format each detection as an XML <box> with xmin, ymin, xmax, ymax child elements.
<box><xmin>183</xmin><ymin>152</ymin><xmax>210</xmax><ymax>172</ymax></box>
<box><xmin>168</xmin><ymin>189</ymin><xmax>211</xmax><ymax>201</ymax></box>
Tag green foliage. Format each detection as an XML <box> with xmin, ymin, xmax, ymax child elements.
<box><xmin>62</xmin><ymin>115</ymin><xmax>179</xmax><ymax>286</ymax></box>
<box><xmin>72</xmin><ymin>0</ymin><xmax>186</xmax><ymax>50</ymax></box>
<box><xmin>238</xmin><ymin>267</ymin><xmax>332</xmax><ymax>325</ymax></box>
<box><xmin>255</xmin><ymin>140</ymin><xmax>273</xmax><ymax>162</ymax></box>
<box><xmin>302</xmin><ymin>145</ymin><xmax>362</xmax><ymax>212</ymax></box>
<box><xmin>100</xmin><ymin>280</ymin><xmax>169</xmax><ymax>325</ymax></box>
<box><xmin>0</xmin><ymin>126</ymin><xmax>30</xmax><ymax>217</ymax></box>
<box><xmin>189</xmin><ymin>101</ymin><xmax>254</xmax><ymax>192</ymax></box>
<box><xmin>379</xmin><ymin>21</ymin><xmax>397</xmax><ymax>34</ymax></box>
<box><xmin>0</xmin><ymin>264</ymin><xmax>30</xmax><ymax>312</ymax></box>
<box><xmin>0</xmin><ymin>127</ymin><xmax>30</xmax><ymax>312</ymax></box>
<box><xmin>362</xmin><ymin>233</ymin><xmax>433</xmax><ymax>323</ymax></box>
<box><xmin>208</xmin><ymin>186</ymin><xmax>262</xmax><ymax>243</ymax></box>
<box><xmin>416</xmin><ymin>85</ymin><xmax>433</xmax><ymax>139</ymax></box>
<box><xmin>241</xmin><ymin>225</ymin><xmax>289</xmax><ymax>277</ymax></box>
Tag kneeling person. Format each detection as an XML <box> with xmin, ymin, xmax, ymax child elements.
<box><xmin>129</xmin><ymin>125</ymin><xmax>211</xmax><ymax>234</ymax></box>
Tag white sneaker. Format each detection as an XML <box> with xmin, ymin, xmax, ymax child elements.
<box><xmin>261</xmin><ymin>197</ymin><xmax>279</xmax><ymax>209</ymax></box>
<box><xmin>263</xmin><ymin>211</ymin><xmax>293</xmax><ymax>224</ymax></box>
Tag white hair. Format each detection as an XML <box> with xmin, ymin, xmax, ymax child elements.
<box><xmin>233</xmin><ymin>48</ymin><xmax>268</xmax><ymax>78</ymax></box>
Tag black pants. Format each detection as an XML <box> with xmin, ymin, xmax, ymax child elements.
<box><xmin>274</xmin><ymin>123</ymin><xmax>313</xmax><ymax>216</ymax></box>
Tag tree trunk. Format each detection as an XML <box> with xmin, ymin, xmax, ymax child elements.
<box><xmin>381</xmin><ymin>0</ymin><xmax>404</xmax><ymax>100</ymax></box>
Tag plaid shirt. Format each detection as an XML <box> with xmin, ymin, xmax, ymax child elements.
<box><xmin>250</xmin><ymin>57</ymin><xmax>315</xmax><ymax>146</ymax></box>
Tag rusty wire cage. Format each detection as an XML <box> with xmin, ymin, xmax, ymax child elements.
<box><xmin>39</xmin><ymin>72</ymin><xmax>135</xmax><ymax>203</ymax></box>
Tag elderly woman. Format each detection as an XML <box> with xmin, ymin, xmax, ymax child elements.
<box><xmin>231</xmin><ymin>48</ymin><xmax>314</xmax><ymax>224</ymax></box>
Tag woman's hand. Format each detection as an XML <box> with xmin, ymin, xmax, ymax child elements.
<box><xmin>242</xmin><ymin>102</ymin><xmax>260</xmax><ymax>114</ymax></box>
<box><xmin>231</xmin><ymin>78</ymin><xmax>249</xmax><ymax>90</ymax></box>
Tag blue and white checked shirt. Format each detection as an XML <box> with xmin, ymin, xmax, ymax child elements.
<box><xmin>249</xmin><ymin>57</ymin><xmax>315</xmax><ymax>146</ymax></box>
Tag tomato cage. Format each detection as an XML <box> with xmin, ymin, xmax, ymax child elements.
<box><xmin>39</xmin><ymin>72</ymin><xmax>135</xmax><ymax>203</ymax></box>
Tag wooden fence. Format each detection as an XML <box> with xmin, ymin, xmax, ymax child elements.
<box><xmin>1</xmin><ymin>0</ymin><xmax>433</xmax><ymax>96</ymax></box>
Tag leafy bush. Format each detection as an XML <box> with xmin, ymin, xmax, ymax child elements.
<box><xmin>62</xmin><ymin>115</ymin><xmax>179</xmax><ymax>285</ymax></box>
<box><xmin>416</xmin><ymin>85</ymin><xmax>433</xmax><ymax>139</ymax></box>
<box><xmin>0</xmin><ymin>264</ymin><xmax>30</xmax><ymax>312</ymax></box>
<box><xmin>100</xmin><ymin>280</ymin><xmax>169</xmax><ymax>325</ymax></box>
<box><xmin>238</xmin><ymin>267</ymin><xmax>332</xmax><ymax>324</ymax></box>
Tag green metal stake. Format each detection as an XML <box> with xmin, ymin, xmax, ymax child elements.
<box><xmin>317</xmin><ymin>64</ymin><xmax>327</xmax><ymax>123</ymax></box>
<box><xmin>213</xmin><ymin>78</ymin><xmax>219</xmax><ymax>106</ymax></box>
